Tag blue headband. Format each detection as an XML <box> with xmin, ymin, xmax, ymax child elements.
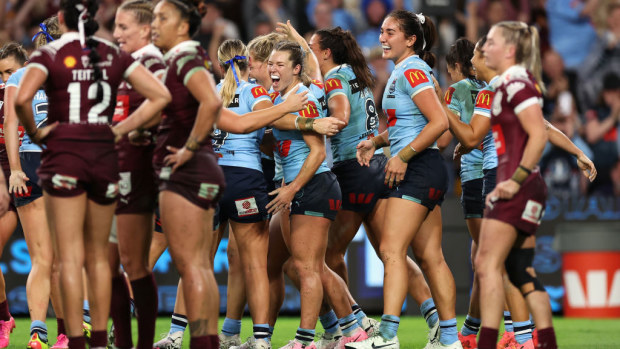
<box><xmin>225</xmin><ymin>55</ymin><xmax>246</xmax><ymax>86</ymax></box>
<box><xmin>32</xmin><ymin>23</ymin><xmax>55</xmax><ymax>43</ymax></box>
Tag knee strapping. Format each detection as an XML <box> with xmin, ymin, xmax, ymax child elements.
<box><xmin>505</xmin><ymin>248</ymin><xmax>545</xmax><ymax>295</ymax></box>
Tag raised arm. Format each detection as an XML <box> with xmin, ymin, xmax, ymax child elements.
<box><xmin>276</xmin><ymin>21</ymin><xmax>322</xmax><ymax>82</ymax></box>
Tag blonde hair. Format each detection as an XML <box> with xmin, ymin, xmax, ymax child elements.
<box><xmin>217</xmin><ymin>39</ymin><xmax>249</xmax><ymax>107</ymax></box>
<box><xmin>33</xmin><ymin>16</ymin><xmax>61</xmax><ymax>49</ymax></box>
<box><xmin>118</xmin><ymin>0</ymin><xmax>154</xmax><ymax>25</ymax></box>
<box><xmin>494</xmin><ymin>21</ymin><xmax>545</xmax><ymax>93</ymax></box>
<box><xmin>247</xmin><ymin>33</ymin><xmax>282</xmax><ymax>62</ymax></box>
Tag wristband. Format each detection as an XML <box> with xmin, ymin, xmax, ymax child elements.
<box><xmin>297</xmin><ymin>117</ymin><xmax>314</xmax><ymax>131</ymax></box>
<box><xmin>510</xmin><ymin>165</ymin><xmax>531</xmax><ymax>185</ymax></box>
<box><xmin>294</xmin><ymin>116</ymin><xmax>301</xmax><ymax>130</ymax></box>
<box><xmin>397</xmin><ymin>145</ymin><xmax>417</xmax><ymax>163</ymax></box>
<box><xmin>185</xmin><ymin>138</ymin><xmax>200</xmax><ymax>152</ymax></box>
<box><xmin>370</xmin><ymin>135</ymin><xmax>387</xmax><ymax>149</ymax></box>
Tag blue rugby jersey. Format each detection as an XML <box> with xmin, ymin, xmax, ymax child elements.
<box><xmin>472</xmin><ymin>76</ymin><xmax>499</xmax><ymax>171</ymax></box>
<box><xmin>7</xmin><ymin>67</ymin><xmax>47</xmax><ymax>152</ymax></box>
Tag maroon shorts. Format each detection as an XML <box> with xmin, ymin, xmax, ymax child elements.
<box><xmin>0</xmin><ymin>160</ymin><xmax>16</xmax><ymax>213</ymax></box>
<box><xmin>484</xmin><ymin>172</ymin><xmax>547</xmax><ymax>235</ymax></box>
<box><xmin>116</xmin><ymin>138</ymin><xmax>157</xmax><ymax>214</ymax></box>
<box><xmin>37</xmin><ymin>126</ymin><xmax>119</xmax><ymax>206</ymax></box>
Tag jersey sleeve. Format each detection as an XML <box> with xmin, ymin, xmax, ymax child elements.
<box><xmin>505</xmin><ymin>79</ymin><xmax>541</xmax><ymax>115</ymax></box>
<box><xmin>444</xmin><ymin>85</ymin><xmax>462</xmax><ymax>116</ymax></box>
<box><xmin>245</xmin><ymin>84</ymin><xmax>271</xmax><ymax>111</ymax></box>
<box><xmin>26</xmin><ymin>49</ymin><xmax>52</xmax><ymax>78</ymax></box>
<box><xmin>325</xmin><ymin>76</ymin><xmax>348</xmax><ymax>100</ymax></box>
<box><xmin>473</xmin><ymin>88</ymin><xmax>495</xmax><ymax>118</ymax></box>
<box><xmin>176</xmin><ymin>53</ymin><xmax>208</xmax><ymax>86</ymax></box>
<box><xmin>120</xmin><ymin>50</ymin><xmax>139</xmax><ymax>79</ymax></box>
<box><xmin>5</xmin><ymin>68</ymin><xmax>24</xmax><ymax>88</ymax></box>
<box><xmin>396</xmin><ymin>68</ymin><xmax>434</xmax><ymax>99</ymax></box>
<box><xmin>141</xmin><ymin>55</ymin><xmax>166</xmax><ymax>78</ymax></box>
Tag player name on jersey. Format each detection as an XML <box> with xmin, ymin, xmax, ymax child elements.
<box><xmin>71</xmin><ymin>68</ymin><xmax>110</xmax><ymax>81</ymax></box>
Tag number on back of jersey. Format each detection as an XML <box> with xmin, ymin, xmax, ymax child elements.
<box><xmin>212</xmin><ymin>128</ymin><xmax>228</xmax><ymax>150</ymax></box>
<box><xmin>365</xmin><ymin>98</ymin><xmax>378</xmax><ymax>131</ymax></box>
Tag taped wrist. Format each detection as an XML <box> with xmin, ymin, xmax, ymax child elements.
<box><xmin>511</xmin><ymin>165</ymin><xmax>531</xmax><ymax>184</ymax></box>
<box><xmin>296</xmin><ymin>117</ymin><xmax>314</xmax><ymax>131</ymax></box>
<box><xmin>185</xmin><ymin>138</ymin><xmax>200</xmax><ymax>152</ymax></box>
<box><xmin>397</xmin><ymin>145</ymin><xmax>417</xmax><ymax>163</ymax></box>
<box><xmin>370</xmin><ymin>135</ymin><xmax>387</xmax><ymax>149</ymax></box>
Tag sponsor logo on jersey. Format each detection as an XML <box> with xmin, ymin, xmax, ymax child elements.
<box><xmin>228</xmin><ymin>94</ymin><xmax>240</xmax><ymax>108</ymax></box>
<box><xmin>311</xmin><ymin>79</ymin><xmax>324</xmax><ymax>90</ymax></box>
<box><xmin>64</xmin><ymin>56</ymin><xmax>77</xmax><ymax>68</ymax></box>
<box><xmin>444</xmin><ymin>86</ymin><xmax>455</xmax><ymax>104</ymax></box>
<box><xmin>119</xmin><ymin>172</ymin><xmax>131</xmax><ymax>196</ymax></box>
<box><xmin>349</xmin><ymin>78</ymin><xmax>362</xmax><ymax>94</ymax></box>
<box><xmin>52</xmin><ymin>174</ymin><xmax>78</xmax><ymax>190</ymax></box>
<box><xmin>113</xmin><ymin>95</ymin><xmax>130</xmax><ymax>122</ymax></box>
<box><xmin>269</xmin><ymin>91</ymin><xmax>280</xmax><ymax>103</ymax></box>
<box><xmin>299</xmin><ymin>101</ymin><xmax>319</xmax><ymax>118</ymax></box>
<box><xmin>476</xmin><ymin>90</ymin><xmax>494</xmax><ymax>109</ymax></box>
<box><xmin>521</xmin><ymin>199</ymin><xmax>544</xmax><ymax>224</ymax></box>
<box><xmin>251</xmin><ymin>86</ymin><xmax>268</xmax><ymax>98</ymax></box>
<box><xmin>325</xmin><ymin>78</ymin><xmax>343</xmax><ymax>93</ymax></box>
<box><xmin>235</xmin><ymin>197</ymin><xmax>259</xmax><ymax>216</ymax></box>
<box><xmin>385</xmin><ymin>109</ymin><xmax>397</xmax><ymax>127</ymax></box>
<box><xmin>491</xmin><ymin>124</ymin><xmax>505</xmax><ymax>156</ymax></box>
<box><xmin>404</xmin><ymin>69</ymin><xmax>429</xmax><ymax>88</ymax></box>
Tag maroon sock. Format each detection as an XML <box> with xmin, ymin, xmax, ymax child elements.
<box><xmin>68</xmin><ymin>336</ymin><xmax>86</xmax><ymax>349</ymax></box>
<box><xmin>57</xmin><ymin>318</ymin><xmax>66</xmax><ymax>336</ymax></box>
<box><xmin>477</xmin><ymin>327</ymin><xmax>499</xmax><ymax>349</ymax></box>
<box><xmin>90</xmin><ymin>330</ymin><xmax>107</xmax><ymax>348</ymax></box>
<box><xmin>0</xmin><ymin>301</ymin><xmax>10</xmax><ymax>321</ymax></box>
<box><xmin>190</xmin><ymin>336</ymin><xmax>212</xmax><ymax>349</ymax></box>
<box><xmin>537</xmin><ymin>327</ymin><xmax>557</xmax><ymax>349</ymax></box>
<box><xmin>209</xmin><ymin>334</ymin><xmax>219</xmax><ymax>349</ymax></box>
<box><xmin>130</xmin><ymin>273</ymin><xmax>159</xmax><ymax>349</ymax></box>
<box><xmin>110</xmin><ymin>275</ymin><xmax>133</xmax><ymax>348</ymax></box>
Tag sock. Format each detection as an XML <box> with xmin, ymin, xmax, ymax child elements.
<box><xmin>351</xmin><ymin>304</ymin><xmax>366</xmax><ymax>328</ymax></box>
<box><xmin>419</xmin><ymin>298</ymin><xmax>439</xmax><ymax>328</ymax></box>
<box><xmin>319</xmin><ymin>310</ymin><xmax>339</xmax><ymax>335</ymax></box>
<box><xmin>295</xmin><ymin>328</ymin><xmax>315</xmax><ymax>346</ymax></box>
<box><xmin>130</xmin><ymin>273</ymin><xmax>159</xmax><ymax>349</ymax></box>
<box><xmin>90</xmin><ymin>330</ymin><xmax>107</xmax><ymax>347</ymax></box>
<box><xmin>83</xmin><ymin>300</ymin><xmax>91</xmax><ymax>324</ymax></box>
<box><xmin>170</xmin><ymin>313</ymin><xmax>188</xmax><ymax>334</ymax></box>
<box><xmin>338</xmin><ymin>313</ymin><xmax>360</xmax><ymax>336</ymax></box>
<box><xmin>378</xmin><ymin>314</ymin><xmax>399</xmax><ymax>340</ymax></box>
<box><xmin>30</xmin><ymin>320</ymin><xmax>48</xmax><ymax>342</ymax></box>
<box><xmin>536</xmin><ymin>327</ymin><xmax>557</xmax><ymax>349</ymax></box>
<box><xmin>513</xmin><ymin>321</ymin><xmax>532</xmax><ymax>344</ymax></box>
<box><xmin>57</xmin><ymin>318</ymin><xmax>66</xmax><ymax>336</ymax></box>
<box><xmin>209</xmin><ymin>334</ymin><xmax>220</xmax><ymax>349</ymax></box>
<box><xmin>503</xmin><ymin>311</ymin><xmax>513</xmax><ymax>333</ymax></box>
<box><xmin>267</xmin><ymin>326</ymin><xmax>274</xmax><ymax>340</ymax></box>
<box><xmin>0</xmin><ymin>301</ymin><xmax>10</xmax><ymax>321</ymax></box>
<box><xmin>68</xmin><ymin>335</ymin><xmax>86</xmax><ymax>349</ymax></box>
<box><xmin>439</xmin><ymin>318</ymin><xmax>458</xmax><ymax>345</ymax></box>
<box><xmin>461</xmin><ymin>315</ymin><xmax>480</xmax><ymax>336</ymax></box>
<box><xmin>254</xmin><ymin>324</ymin><xmax>270</xmax><ymax>342</ymax></box>
<box><xmin>477</xmin><ymin>327</ymin><xmax>498</xmax><ymax>349</ymax></box>
<box><xmin>221</xmin><ymin>317</ymin><xmax>241</xmax><ymax>336</ymax></box>
<box><xmin>190</xmin><ymin>335</ymin><xmax>211</xmax><ymax>349</ymax></box>
<box><xmin>110</xmin><ymin>275</ymin><xmax>133</xmax><ymax>348</ymax></box>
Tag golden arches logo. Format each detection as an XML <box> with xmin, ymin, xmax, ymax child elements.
<box><xmin>476</xmin><ymin>92</ymin><xmax>492</xmax><ymax>107</ymax></box>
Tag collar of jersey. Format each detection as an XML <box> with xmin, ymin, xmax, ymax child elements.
<box><xmin>280</xmin><ymin>82</ymin><xmax>303</xmax><ymax>101</ymax></box>
<box><xmin>163</xmin><ymin>40</ymin><xmax>200</xmax><ymax>61</ymax></box>
<box><xmin>394</xmin><ymin>54</ymin><xmax>419</xmax><ymax>70</ymax></box>
<box><xmin>325</xmin><ymin>64</ymin><xmax>349</xmax><ymax>78</ymax></box>
<box><xmin>489</xmin><ymin>75</ymin><xmax>500</xmax><ymax>88</ymax></box>
<box><xmin>498</xmin><ymin>65</ymin><xmax>526</xmax><ymax>86</ymax></box>
<box><xmin>60</xmin><ymin>32</ymin><xmax>80</xmax><ymax>41</ymax></box>
<box><xmin>132</xmin><ymin>43</ymin><xmax>162</xmax><ymax>60</ymax></box>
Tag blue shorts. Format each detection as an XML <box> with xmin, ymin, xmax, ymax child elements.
<box><xmin>262</xmin><ymin>157</ymin><xmax>276</xmax><ymax>194</ymax></box>
<box><xmin>461</xmin><ymin>167</ymin><xmax>497</xmax><ymax>219</ymax></box>
<box><xmin>290</xmin><ymin>171</ymin><xmax>341</xmax><ymax>221</ymax></box>
<box><xmin>332</xmin><ymin>154</ymin><xmax>390</xmax><ymax>213</ymax></box>
<box><xmin>14</xmin><ymin>152</ymin><xmax>43</xmax><ymax>207</ymax></box>
<box><xmin>388</xmin><ymin>149</ymin><xmax>448</xmax><ymax>211</ymax></box>
<box><xmin>217</xmin><ymin>166</ymin><xmax>269</xmax><ymax>225</ymax></box>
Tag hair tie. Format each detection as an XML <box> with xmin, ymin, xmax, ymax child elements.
<box><xmin>415</xmin><ymin>13</ymin><xmax>427</xmax><ymax>50</ymax></box>
<box><xmin>76</xmin><ymin>2</ymin><xmax>89</xmax><ymax>48</ymax></box>
<box><xmin>32</xmin><ymin>23</ymin><xmax>55</xmax><ymax>43</ymax></box>
<box><xmin>225</xmin><ymin>55</ymin><xmax>246</xmax><ymax>86</ymax></box>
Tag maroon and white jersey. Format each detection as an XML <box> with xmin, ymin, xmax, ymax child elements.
<box><xmin>159</xmin><ymin>40</ymin><xmax>213</xmax><ymax>149</ymax></box>
<box><xmin>0</xmin><ymin>83</ymin><xmax>7</xmax><ymax>168</ymax></box>
<box><xmin>28</xmin><ymin>32</ymin><xmax>139</xmax><ymax>141</ymax></box>
<box><xmin>490</xmin><ymin>65</ymin><xmax>544</xmax><ymax>182</ymax></box>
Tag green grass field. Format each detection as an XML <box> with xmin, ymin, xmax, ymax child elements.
<box><xmin>5</xmin><ymin>316</ymin><xmax>620</xmax><ymax>348</ymax></box>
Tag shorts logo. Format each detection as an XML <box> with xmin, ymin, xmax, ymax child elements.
<box><xmin>403</xmin><ymin>69</ymin><xmax>429</xmax><ymax>88</ymax></box>
<box><xmin>428</xmin><ymin>188</ymin><xmax>443</xmax><ymax>201</ymax></box>
<box><xmin>235</xmin><ymin>197</ymin><xmax>259</xmax><ymax>217</ymax></box>
<box><xmin>521</xmin><ymin>200</ymin><xmax>544</xmax><ymax>225</ymax></box>
<box><xmin>198</xmin><ymin>183</ymin><xmax>219</xmax><ymax>200</ymax></box>
<box><xmin>119</xmin><ymin>172</ymin><xmax>131</xmax><ymax>196</ymax></box>
<box><xmin>251</xmin><ymin>86</ymin><xmax>268</xmax><ymax>98</ymax></box>
<box><xmin>325</xmin><ymin>78</ymin><xmax>343</xmax><ymax>93</ymax></box>
<box><xmin>328</xmin><ymin>199</ymin><xmax>341</xmax><ymax>210</ymax></box>
<box><xmin>51</xmin><ymin>174</ymin><xmax>78</xmax><ymax>190</ymax></box>
<box><xmin>159</xmin><ymin>167</ymin><xmax>171</xmax><ymax>180</ymax></box>
<box><xmin>15</xmin><ymin>186</ymin><xmax>32</xmax><ymax>198</ymax></box>
<box><xmin>106</xmin><ymin>182</ymin><xmax>119</xmax><ymax>199</ymax></box>
<box><xmin>444</xmin><ymin>86</ymin><xmax>455</xmax><ymax>104</ymax></box>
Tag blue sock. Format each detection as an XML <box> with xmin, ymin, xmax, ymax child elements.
<box><xmin>503</xmin><ymin>311</ymin><xmax>514</xmax><ymax>333</ymax></box>
<box><xmin>222</xmin><ymin>317</ymin><xmax>242</xmax><ymax>336</ymax></box>
<box><xmin>338</xmin><ymin>313</ymin><xmax>360</xmax><ymax>336</ymax></box>
<box><xmin>268</xmin><ymin>326</ymin><xmax>274</xmax><ymax>340</ymax></box>
<box><xmin>295</xmin><ymin>328</ymin><xmax>315</xmax><ymax>346</ymax></box>
<box><xmin>378</xmin><ymin>314</ymin><xmax>399</xmax><ymax>340</ymax></box>
<box><xmin>439</xmin><ymin>319</ymin><xmax>458</xmax><ymax>345</ymax></box>
<box><xmin>513</xmin><ymin>321</ymin><xmax>532</xmax><ymax>344</ymax></box>
<box><xmin>351</xmin><ymin>304</ymin><xmax>366</xmax><ymax>328</ymax></box>
<box><xmin>460</xmin><ymin>315</ymin><xmax>481</xmax><ymax>336</ymax></box>
<box><xmin>170</xmin><ymin>313</ymin><xmax>188</xmax><ymax>334</ymax></box>
<box><xmin>30</xmin><ymin>320</ymin><xmax>48</xmax><ymax>342</ymax></box>
<box><xmin>254</xmin><ymin>324</ymin><xmax>271</xmax><ymax>342</ymax></box>
<box><xmin>419</xmin><ymin>298</ymin><xmax>438</xmax><ymax>328</ymax></box>
<box><xmin>319</xmin><ymin>310</ymin><xmax>339</xmax><ymax>334</ymax></box>
<box><xmin>82</xmin><ymin>300</ymin><xmax>91</xmax><ymax>324</ymax></box>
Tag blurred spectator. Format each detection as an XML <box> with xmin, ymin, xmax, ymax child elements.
<box><xmin>312</xmin><ymin>0</ymin><xmax>334</xmax><ymax>31</ymax></box>
<box><xmin>243</xmin><ymin>0</ymin><xmax>297</xmax><ymax>39</ymax></box>
<box><xmin>306</xmin><ymin>0</ymin><xmax>356</xmax><ymax>32</ymax></box>
<box><xmin>367</xmin><ymin>47</ymin><xmax>391</xmax><ymax>111</ymax></box>
<box><xmin>357</xmin><ymin>0</ymin><xmax>392</xmax><ymax>56</ymax></box>
<box><xmin>200</xmin><ymin>0</ymin><xmax>241</xmax><ymax>79</ymax></box>
<box><xmin>478</xmin><ymin>0</ymin><xmax>530</xmax><ymax>29</ymax></box>
<box><xmin>577</xmin><ymin>1</ymin><xmax>620</xmax><ymax>112</ymax></box>
<box><xmin>542</xmin><ymin>50</ymin><xmax>570</xmax><ymax>118</ymax></box>
<box><xmin>541</xmin><ymin>92</ymin><xmax>593</xmax><ymax>197</ymax></box>
<box><xmin>584</xmin><ymin>73</ymin><xmax>620</xmax><ymax>195</ymax></box>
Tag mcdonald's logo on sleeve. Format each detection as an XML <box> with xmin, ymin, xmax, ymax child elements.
<box><xmin>325</xmin><ymin>78</ymin><xmax>343</xmax><ymax>93</ymax></box>
<box><xmin>269</xmin><ymin>92</ymin><xmax>280</xmax><ymax>103</ymax></box>
<box><xmin>475</xmin><ymin>90</ymin><xmax>495</xmax><ymax>109</ymax></box>
<box><xmin>444</xmin><ymin>87</ymin><xmax>455</xmax><ymax>104</ymax></box>
<box><xmin>299</xmin><ymin>101</ymin><xmax>319</xmax><ymax>118</ymax></box>
<box><xmin>403</xmin><ymin>69</ymin><xmax>430</xmax><ymax>88</ymax></box>
<box><xmin>251</xmin><ymin>86</ymin><xmax>269</xmax><ymax>98</ymax></box>
<box><xmin>312</xmin><ymin>79</ymin><xmax>324</xmax><ymax>90</ymax></box>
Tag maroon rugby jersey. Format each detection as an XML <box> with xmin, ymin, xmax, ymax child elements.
<box><xmin>28</xmin><ymin>32</ymin><xmax>139</xmax><ymax>141</ymax></box>
<box><xmin>0</xmin><ymin>83</ymin><xmax>8</xmax><ymax>169</ymax></box>
<box><xmin>490</xmin><ymin>65</ymin><xmax>544</xmax><ymax>182</ymax></box>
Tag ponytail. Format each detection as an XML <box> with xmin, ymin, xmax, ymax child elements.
<box><xmin>32</xmin><ymin>16</ymin><xmax>61</xmax><ymax>49</ymax></box>
<box><xmin>218</xmin><ymin>39</ymin><xmax>249</xmax><ymax>107</ymax></box>
<box><xmin>446</xmin><ymin>37</ymin><xmax>476</xmax><ymax>80</ymax></box>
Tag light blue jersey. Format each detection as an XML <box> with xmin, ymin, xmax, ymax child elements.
<box><xmin>213</xmin><ymin>80</ymin><xmax>271</xmax><ymax>172</ymax></box>
<box><xmin>382</xmin><ymin>55</ymin><xmax>436</xmax><ymax>156</ymax></box>
<box><xmin>445</xmin><ymin>78</ymin><xmax>486</xmax><ymax>182</ymax></box>
<box><xmin>472</xmin><ymin>76</ymin><xmax>499</xmax><ymax>171</ymax></box>
<box><xmin>7</xmin><ymin>67</ymin><xmax>47</xmax><ymax>152</ymax></box>
<box><xmin>272</xmin><ymin>83</ymin><xmax>330</xmax><ymax>183</ymax></box>
<box><xmin>324</xmin><ymin>64</ymin><xmax>379</xmax><ymax>163</ymax></box>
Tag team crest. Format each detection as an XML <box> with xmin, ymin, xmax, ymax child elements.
<box><xmin>64</xmin><ymin>56</ymin><xmax>77</xmax><ymax>68</ymax></box>
<box><xmin>119</xmin><ymin>172</ymin><xmax>132</xmax><ymax>196</ymax></box>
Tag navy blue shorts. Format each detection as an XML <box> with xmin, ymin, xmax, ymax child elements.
<box><xmin>14</xmin><ymin>152</ymin><xmax>43</xmax><ymax>207</ymax></box>
<box><xmin>262</xmin><ymin>157</ymin><xmax>276</xmax><ymax>194</ymax></box>
<box><xmin>388</xmin><ymin>149</ymin><xmax>448</xmax><ymax>211</ymax></box>
<box><xmin>332</xmin><ymin>154</ymin><xmax>390</xmax><ymax>213</ymax></box>
<box><xmin>217</xmin><ymin>166</ymin><xmax>269</xmax><ymax>225</ymax></box>
<box><xmin>461</xmin><ymin>178</ymin><xmax>483</xmax><ymax>219</ymax></box>
<box><xmin>290</xmin><ymin>171</ymin><xmax>341</xmax><ymax>221</ymax></box>
<box><xmin>483</xmin><ymin>168</ymin><xmax>497</xmax><ymax>198</ymax></box>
